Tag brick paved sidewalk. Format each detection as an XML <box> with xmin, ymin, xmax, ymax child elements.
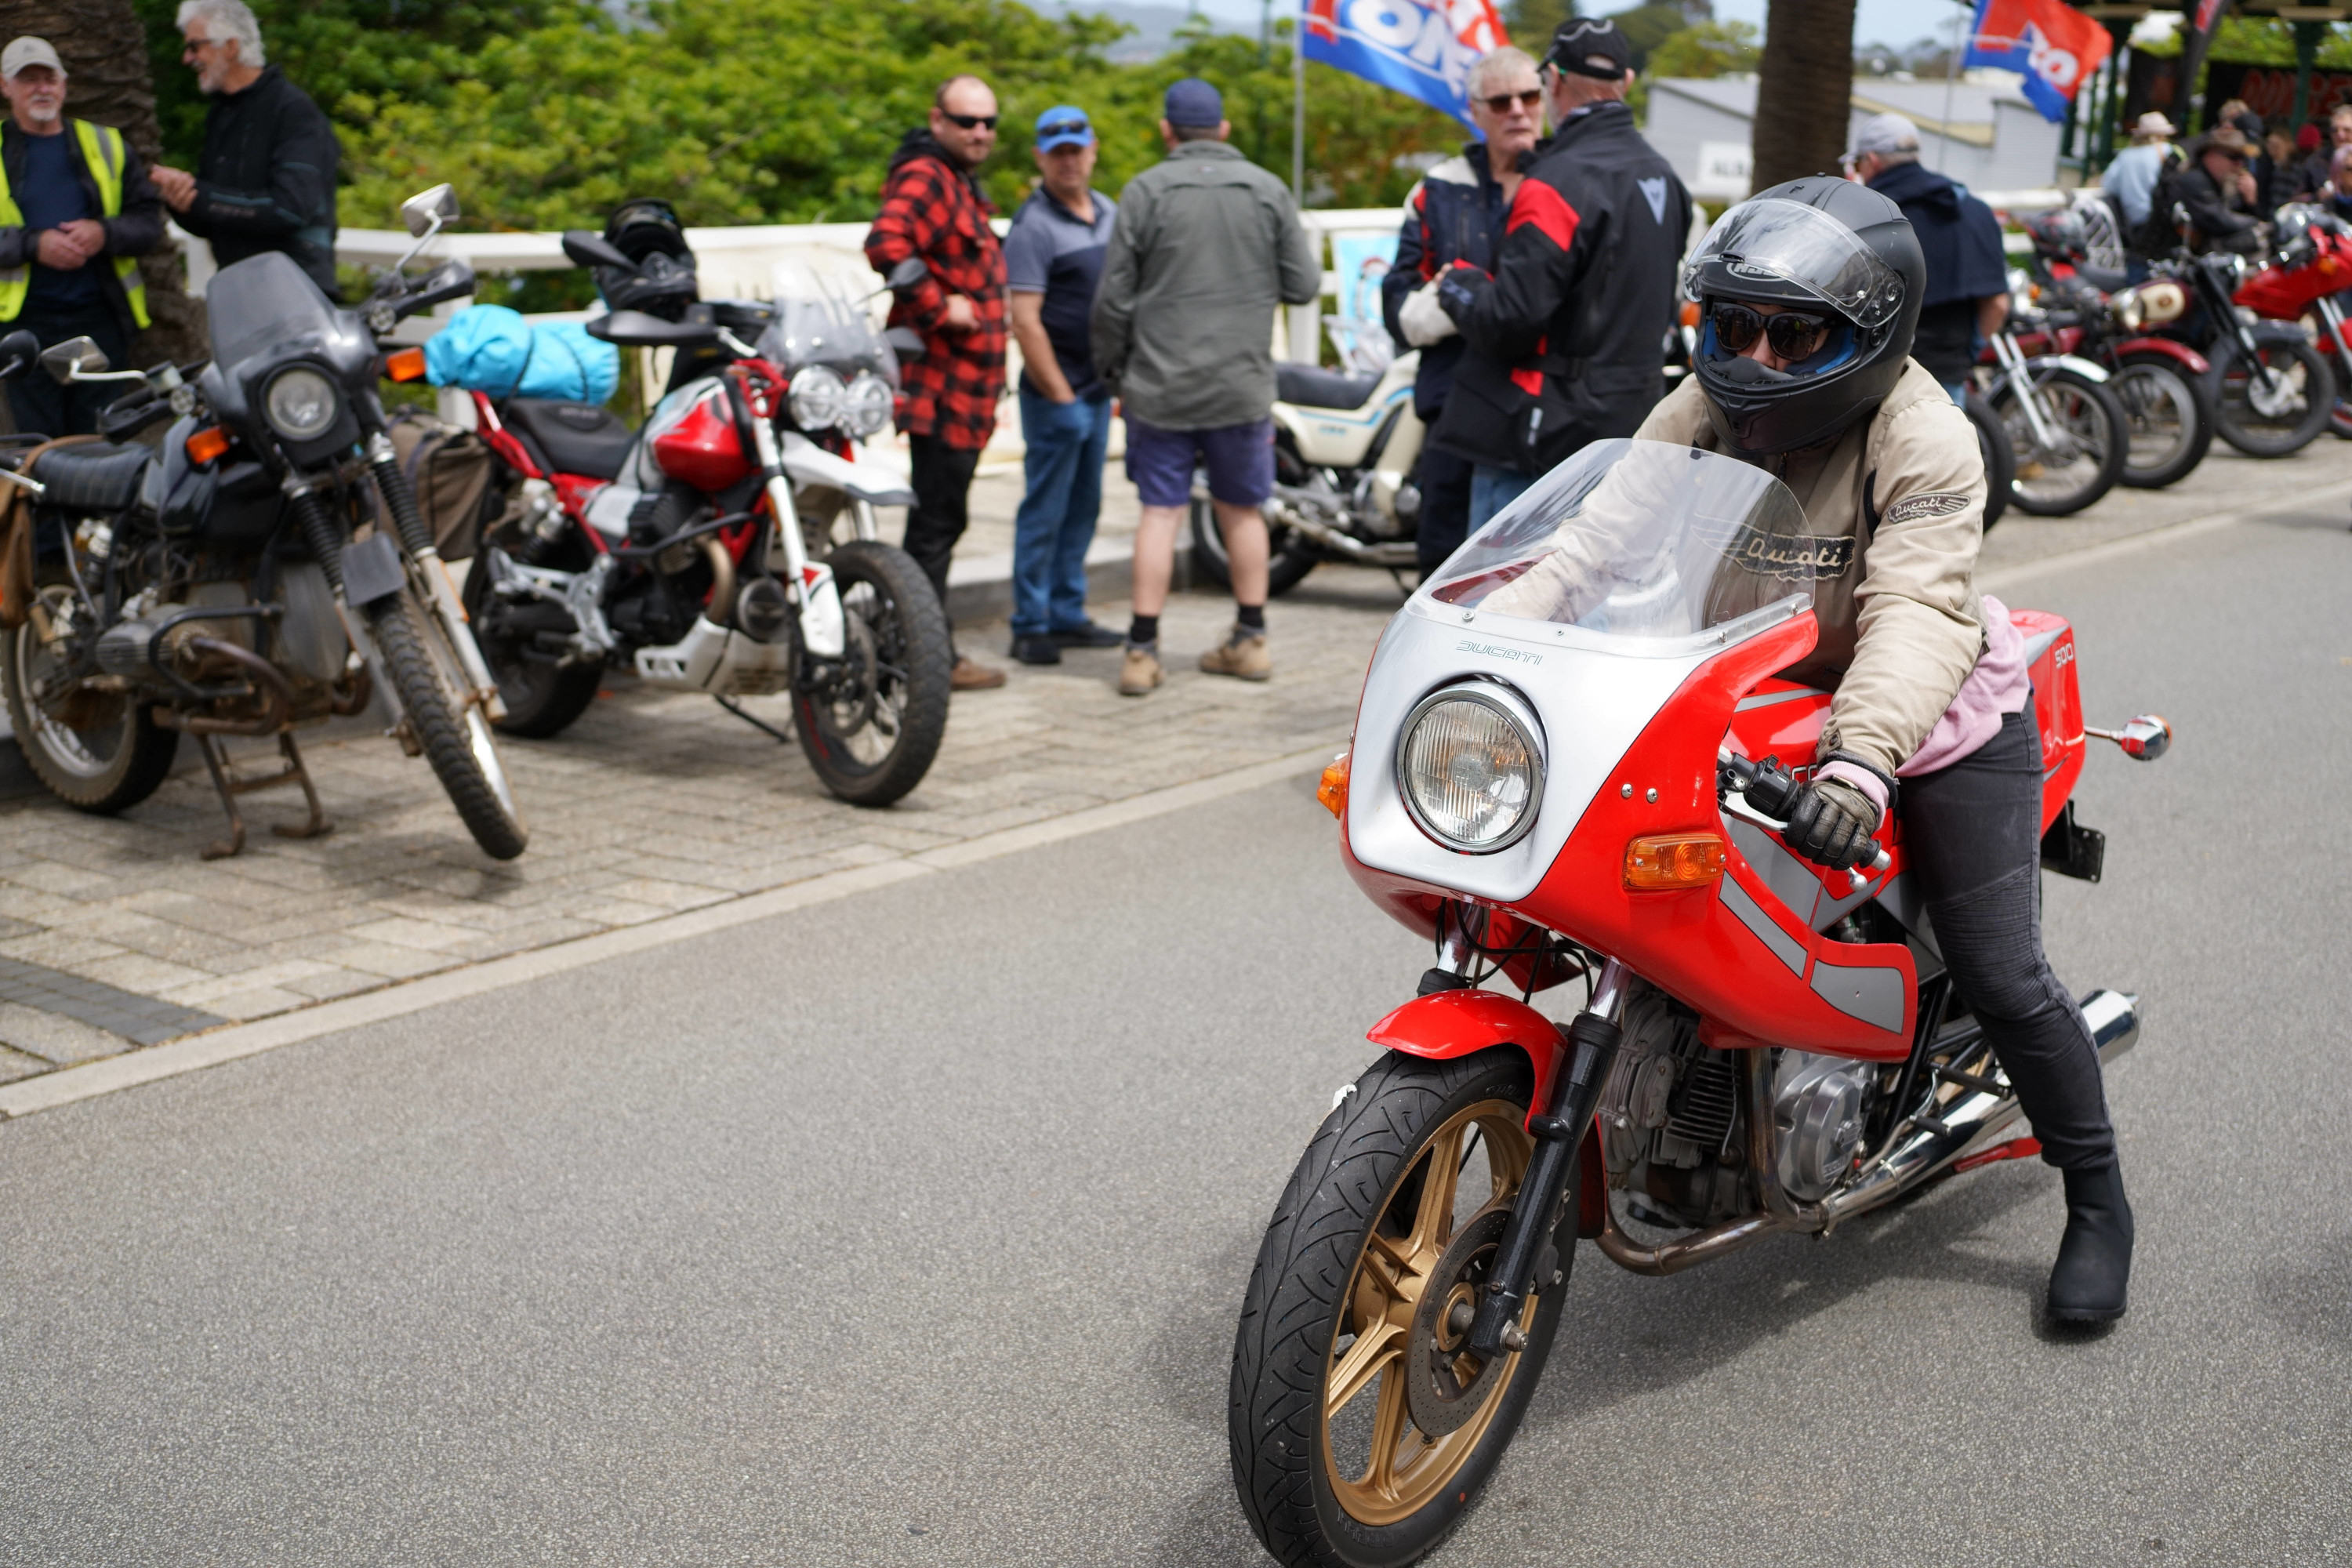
<box><xmin>0</xmin><ymin>571</ymin><xmax>1401</xmax><ymax>1084</ymax></box>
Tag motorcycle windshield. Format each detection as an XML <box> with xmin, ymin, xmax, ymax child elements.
<box><xmin>757</xmin><ymin>260</ymin><xmax>899</xmax><ymax>383</ymax></box>
<box><xmin>208</xmin><ymin>251</ymin><xmax>342</xmax><ymax>378</ymax></box>
<box><xmin>1421</xmin><ymin>438</ymin><xmax>1824</xmax><ymax>645</ymax></box>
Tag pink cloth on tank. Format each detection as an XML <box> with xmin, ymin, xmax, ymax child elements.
<box><xmin>1816</xmin><ymin>595</ymin><xmax>2031</xmax><ymax>816</ymax></box>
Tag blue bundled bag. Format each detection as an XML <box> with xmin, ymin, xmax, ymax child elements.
<box><xmin>424</xmin><ymin>305</ymin><xmax>619</xmax><ymax>405</ymax></box>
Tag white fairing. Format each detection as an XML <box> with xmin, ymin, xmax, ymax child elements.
<box><xmin>797</xmin><ymin>561</ymin><xmax>845</xmax><ymax>658</ymax></box>
<box><xmin>633</xmin><ymin>616</ymin><xmax>795</xmax><ymax>695</ymax></box>
<box><xmin>1278</xmin><ymin>356</ymin><xmax>1417</xmax><ymax>470</ymax></box>
<box><xmin>781</xmin><ymin>430</ymin><xmax>916</xmax><ymax>508</ymax></box>
<box><xmin>1347</xmin><ymin>604</ymin><xmax>1719</xmax><ymax>904</ymax></box>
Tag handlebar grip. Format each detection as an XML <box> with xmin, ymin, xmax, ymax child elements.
<box><xmin>1866</xmin><ymin>843</ymin><xmax>1891</xmax><ymax>875</ymax></box>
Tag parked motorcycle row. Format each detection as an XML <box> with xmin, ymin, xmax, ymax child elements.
<box><xmin>0</xmin><ymin>186</ymin><xmax>953</xmax><ymax>858</ymax></box>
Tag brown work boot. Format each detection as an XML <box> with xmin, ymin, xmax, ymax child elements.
<box><xmin>1117</xmin><ymin>644</ymin><xmax>1163</xmax><ymax>696</ymax></box>
<box><xmin>950</xmin><ymin>656</ymin><xmax>1007</xmax><ymax>691</ymax></box>
<box><xmin>1198</xmin><ymin>625</ymin><xmax>1271</xmax><ymax>681</ymax></box>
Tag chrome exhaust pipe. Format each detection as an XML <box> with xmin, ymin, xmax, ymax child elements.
<box><xmin>1823</xmin><ymin>989</ymin><xmax>2140</xmax><ymax>1227</ymax></box>
<box><xmin>1263</xmin><ymin>495</ymin><xmax>1418</xmax><ymax>568</ymax></box>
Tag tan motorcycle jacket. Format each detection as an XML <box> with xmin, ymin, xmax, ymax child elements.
<box><xmin>1633</xmin><ymin>358</ymin><xmax>1989</xmax><ymax>779</ymax></box>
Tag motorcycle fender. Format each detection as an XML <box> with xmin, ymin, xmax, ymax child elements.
<box><xmin>779</xmin><ymin>430</ymin><xmax>915</xmax><ymax>508</ymax></box>
<box><xmin>797</xmin><ymin>561</ymin><xmax>846</xmax><ymax>658</ymax></box>
<box><xmin>2024</xmin><ymin>354</ymin><xmax>2109</xmax><ymax>383</ymax></box>
<box><xmin>2115</xmin><ymin>337</ymin><xmax>2209</xmax><ymax>376</ymax></box>
<box><xmin>1367</xmin><ymin>989</ymin><xmax>1566</xmax><ymax>1131</ymax></box>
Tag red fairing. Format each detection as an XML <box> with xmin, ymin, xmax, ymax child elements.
<box><xmin>652</xmin><ymin>390</ymin><xmax>753</xmax><ymax>492</ymax></box>
<box><xmin>2234</xmin><ymin>224</ymin><xmax>2352</xmax><ymax>319</ymax></box>
<box><xmin>2115</xmin><ymin>338</ymin><xmax>2209</xmax><ymax>376</ymax></box>
<box><xmin>1368</xmin><ymin>989</ymin><xmax>1566</xmax><ymax>1127</ymax></box>
<box><xmin>2011</xmin><ymin>608</ymin><xmax>2085</xmax><ymax>833</ymax></box>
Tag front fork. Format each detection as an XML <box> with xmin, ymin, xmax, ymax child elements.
<box><xmin>1465</xmin><ymin>955</ymin><xmax>1632</xmax><ymax>1359</ymax></box>
<box><xmin>1989</xmin><ymin>332</ymin><xmax>2067</xmax><ymax>456</ymax></box>
<box><xmin>365</xmin><ymin>434</ymin><xmax>509</xmax><ymax>722</ymax></box>
<box><xmin>736</xmin><ymin>383</ymin><xmax>846</xmax><ymax>659</ymax></box>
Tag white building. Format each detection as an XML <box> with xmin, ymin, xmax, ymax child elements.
<box><xmin>1646</xmin><ymin>74</ymin><xmax>2065</xmax><ymax>201</ymax></box>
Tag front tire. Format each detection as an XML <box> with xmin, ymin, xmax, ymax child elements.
<box><xmin>368</xmin><ymin>590</ymin><xmax>528</xmax><ymax>859</ymax></box>
<box><xmin>2</xmin><ymin>585</ymin><xmax>179</xmax><ymax>812</ymax></box>
<box><xmin>1962</xmin><ymin>390</ymin><xmax>2012</xmax><ymax>532</ymax></box>
<box><xmin>1190</xmin><ymin>435</ymin><xmax>1322</xmax><ymax>597</ymax></box>
<box><xmin>1994</xmin><ymin>367</ymin><xmax>2128</xmax><ymax>516</ymax></box>
<box><xmin>2209</xmin><ymin>333</ymin><xmax>2334</xmax><ymax>457</ymax></box>
<box><xmin>791</xmin><ymin>540</ymin><xmax>950</xmax><ymax>808</ymax></box>
<box><xmin>462</xmin><ymin>549</ymin><xmax>603</xmax><ymax>739</ymax></box>
<box><xmin>2111</xmin><ymin>355</ymin><xmax>2212</xmax><ymax>488</ymax></box>
<box><xmin>1230</xmin><ymin>1047</ymin><xmax>1567</xmax><ymax>1568</ymax></box>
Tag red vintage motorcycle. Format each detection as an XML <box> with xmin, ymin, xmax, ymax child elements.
<box><xmin>2234</xmin><ymin>201</ymin><xmax>2352</xmax><ymax>442</ymax></box>
<box><xmin>1229</xmin><ymin>440</ymin><xmax>2168</xmax><ymax>1566</ymax></box>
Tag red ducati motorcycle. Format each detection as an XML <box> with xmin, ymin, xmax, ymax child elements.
<box><xmin>1229</xmin><ymin>441</ymin><xmax>2168</xmax><ymax>1566</ymax></box>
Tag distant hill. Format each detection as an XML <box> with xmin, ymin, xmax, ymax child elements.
<box><xmin>1035</xmin><ymin>0</ymin><xmax>1254</xmax><ymax>62</ymax></box>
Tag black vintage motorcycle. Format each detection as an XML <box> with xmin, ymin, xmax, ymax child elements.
<box><xmin>0</xmin><ymin>183</ymin><xmax>527</xmax><ymax>859</ymax></box>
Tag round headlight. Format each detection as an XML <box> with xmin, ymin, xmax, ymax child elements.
<box><xmin>2113</xmin><ymin>288</ymin><xmax>2144</xmax><ymax>332</ymax></box>
<box><xmin>841</xmin><ymin>370</ymin><xmax>894</xmax><ymax>438</ymax></box>
<box><xmin>1395</xmin><ymin>684</ymin><xmax>1543</xmax><ymax>853</ymax></box>
<box><xmin>263</xmin><ymin>366</ymin><xmax>339</xmax><ymax>441</ymax></box>
<box><xmin>788</xmin><ymin>365</ymin><xmax>847</xmax><ymax>431</ymax></box>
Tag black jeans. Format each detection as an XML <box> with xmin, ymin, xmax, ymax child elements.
<box><xmin>1901</xmin><ymin>699</ymin><xmax>2116</xmax><ymax>1171</ymax></box>
<box><xmin>906</xmin><ymin>434</ymin><xmax>980</xmax><ymax>654</ymax></box>
<box><xmin>1414</xmin><ymin>442</ymin><xmax>1474</xmax><ymax>578</ymax></box>
<box><xmin>6</xmin><ymin>301</ymin><xmax>129</xmax><ymax>438</ymax></box>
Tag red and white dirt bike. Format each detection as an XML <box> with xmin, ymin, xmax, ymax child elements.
<box><xmin>1228</xmin><ymin>440</ymin><xmax>2169</xmax><ymax>1567</ymax></box>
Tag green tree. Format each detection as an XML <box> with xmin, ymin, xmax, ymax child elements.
<box><xmin>1649</xmin><ymin>18</ymin><xmax>1758</xmax><ymax>78</ymax></box>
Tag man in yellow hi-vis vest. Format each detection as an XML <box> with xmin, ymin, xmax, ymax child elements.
<box><xmin>0</xmin><ymin>37</ymin><xmax>162</xmax><ymax>437</ymax></box>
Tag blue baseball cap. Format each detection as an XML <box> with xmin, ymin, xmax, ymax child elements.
<box><xmin>1164</xmin><ymin>78</ymin><xmax>1223</xmax><ymax>128</ymax></box>
<box><xmin>1036</xmin><ymin>105</ymin><xmax>1094</xmax><ymax>151</ymax></box>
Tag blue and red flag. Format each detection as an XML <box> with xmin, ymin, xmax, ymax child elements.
<box><xmin>1302</xmin><ymin>0</ymin><xmax>1512</xmax><ymax>129</ymax></box>
<box><xmin>1962</xmin><ymin>0</ymin><xmax>2115</xmax><ymax>124</ymax></box>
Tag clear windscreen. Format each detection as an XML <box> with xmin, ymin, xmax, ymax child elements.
<box><xmin>208</xmin><ymin>251</ymin><xmax>341</xmax><ymax>376</ymax></box>
<box><xmin>1421</xmin><ymin>439</ymin><xmax>1829</xmax><ymax>641</ymax></box>
<box><xmin>757</xmin><ymin>260</ymin><xmax>898</xmax><ymax>382</ymax></box>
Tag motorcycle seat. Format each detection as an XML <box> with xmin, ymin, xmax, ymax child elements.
<box><xmin>503</xmin><ymin>397</ymin><xmax>636</xmax><ymax>481</ymax></box>
<box><xmin>1277</xmin><ymin>364</ymin><xmax>1383</xmax><ymax>412</ymax></box>
<box><xmin>30</xmin><ymin>441</ymin><xmax>149</xmax><ymax>512</ymax></box>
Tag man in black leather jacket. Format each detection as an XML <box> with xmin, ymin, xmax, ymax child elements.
<box><xmin>2166</xmin><ymin>126</ymin><xmax>2265</xmax><ymax>257</ymax></box>
<box><xmin>149</xmin><ymin>0</ymin><xmax>339</xmax><ymax>298</ymax></box>
<box><xmin>1428</xmin><ymin>17</ymin><xmax>1692</xmax><ymax>530</ymax></box>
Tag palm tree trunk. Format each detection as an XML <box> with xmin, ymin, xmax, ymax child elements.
<box><xmin>0</xmin><ymin>0</ymin><xmax>204</xmax><ymax>365</ymax></box>
<box><xmin>1751</xmin><ymin>0</ymin><xmax>1857</xmax><ymax>193</ymax></box>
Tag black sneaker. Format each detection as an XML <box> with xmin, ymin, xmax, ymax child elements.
<box><xmin>1010</xmin><ymin>634</ymin><xmax>1063</xmax><ymax>666</ymax></box>
<box><xmin>1048</xmin><ymin>620</ymin><xmax>1126</xmax><ymax>649</ymax></box>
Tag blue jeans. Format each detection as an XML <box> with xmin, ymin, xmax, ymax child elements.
<box><xmin>1012</xmin><ymin>387</ymin><xmax>1112</xmax><ymax>637</ymax></box>
<box><xmin>1468</xmin><ymin>465</ymin><xmax>1535</xmax><ymax>532</ymax></box>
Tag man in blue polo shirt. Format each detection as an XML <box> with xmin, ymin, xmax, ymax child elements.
<box><xmin>1002</xmin><ymin>104</ymin><xmax>1122</xmax><ymax>666</ymax></box>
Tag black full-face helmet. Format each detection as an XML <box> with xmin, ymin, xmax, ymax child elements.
<box><xmin>596</xmin><ymin>198</ymin><xmax>700</xmax><ymax>321</ymax></box>
<box><xmin>1682</xmin><ymin>176</ymin><xmax>1926</xmax><ymax>456</ymax></box>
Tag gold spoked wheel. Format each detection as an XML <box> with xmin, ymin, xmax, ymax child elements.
<box><xmin>1320</xmin><ymin>1097</ymin><xmax>1536</xmax><ymax>1526</ymax></box>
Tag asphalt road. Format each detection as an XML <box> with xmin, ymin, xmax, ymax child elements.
<box><xmin>4</xmin><ymin>502</ymin><xmax>2349</xmax><ymax>1568</ymax></box>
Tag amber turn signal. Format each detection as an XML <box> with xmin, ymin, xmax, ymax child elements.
<box><xmin>384</xmin><ymin>347</ymin><xmax>428</xmax><ymax>382</ymax></box>
<box><xmin>1624</xmin><ymin>833</ymin><xmax>1727</xmax><ymax>890</ymax></box>
<box><xmin>1317</xmin><ymin>751</ymin><xmax>1350</xmax><ymax>818</ymax></box>
<box><xmin>183</xmin><ymin>425</ymin><xmax>230</xmax><ymax>465</ymax></box>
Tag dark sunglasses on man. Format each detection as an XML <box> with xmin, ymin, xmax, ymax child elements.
<box><xmin>942</xmin><ymin>111</ymin><xmax>999</xmax><ymax>130</ymax></box>
<box><xmin>1479</xmin><ymin>88</ymin><xmax>1542</xmax><ymax>114</ymax></box>
<box><xmin>1708</xmin><ymin>300</ymin><xmax>1836</xmax><ymax>362</ymax></box>
<box><xmin>1037</xmin><ymin>118</ymin><xmax>1090</xmax><ymax>141</ymax></box>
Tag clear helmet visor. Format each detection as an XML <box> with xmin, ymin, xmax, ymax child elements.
<box><xmin>1682</xmin><ymin>198</ymin><xmax>1906</xmax><ymax>329</ymax></box>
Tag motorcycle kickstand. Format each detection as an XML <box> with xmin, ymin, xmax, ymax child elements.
<box><xmin>192</xmin><ymin>731</ymin><xmax>332</xmax><ymax>861</ymax></box>
<box><xmin>714</xmin><ymin>695</ymin><xmax>794</xmax><ymax>745</ymax></box>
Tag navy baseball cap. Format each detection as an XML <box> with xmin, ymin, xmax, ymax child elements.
<box><xmin>1544</xmin><ymin>17</ymin><xmax>1632</xmax><ymax>80</ymax></box>
<box><xmin>1164</xmin><ymin>78</ymin><xmax>1223</xmax><ymax>127</ymax></box>
<box><xmin>1036</xmin><ymin>105</ymin><xmax>1094</xmax><ymax>150</ymax></box>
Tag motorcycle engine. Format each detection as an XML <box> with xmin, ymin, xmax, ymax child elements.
<box><xmin>1773</xmin><ymin>1052</ymin><xmax>1875</xmax><ymax>1203</ymax></box>
<box><xmin>1596</xmin><ymin>989</ymin><xmax>1748</xmax><ymax>1229</ymax></box>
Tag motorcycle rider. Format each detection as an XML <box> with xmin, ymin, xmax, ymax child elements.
<box><xmin>1490</xmin><ymin>178</ymin><xmax>2133</xmax><ymax>1324</ymax></box>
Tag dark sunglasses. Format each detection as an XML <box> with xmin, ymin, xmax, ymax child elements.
<box><xmin>1709</xmin><ymin>301</ymin><xmax>1835</xmax><ymax>361</ymax></box>
<box><xmin>942</xmin><ymin>111</ymin><xmax>999</xmax><ymax>131</ymax></box>
<box><xmin>1037</xmin><ymin>119</ymin><xmax>1090</xmax><ymax>140</ymax></box>
<box><xmin>1480</xmin><ymin>89</ymin><xmax>1543</xmax><ymax>114</ymax></box>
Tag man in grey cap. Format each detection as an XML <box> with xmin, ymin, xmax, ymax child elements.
<box><xmin>1090</xmin><ymin>78</ymin><xmax>1320</xmax><ymax>696</ymax></box>
<box><xmin>0</xmin><ymin>35</ymin><xmax>164</xmax><ymax>436</ymax></box>
<box><xmin>1846</xmin><ymin>112</ymin><xmax>2007</xmax><ymax>401</ymax></box>
<box><xmin>2100</xmin><ymin>111</ymin><xmax>2179</xmax><ymax>233</ymax></box>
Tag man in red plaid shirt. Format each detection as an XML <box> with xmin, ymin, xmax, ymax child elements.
<box><xmin>866</xmin><ymin>74</ymin><xmax>1010</xmax><ymax>691</ymax></box>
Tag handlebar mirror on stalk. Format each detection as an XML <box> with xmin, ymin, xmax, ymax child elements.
<box><xmin>561</xmin><ymin>230</ymin><xmax>636</xmax><ymax>272</ymax></box>
<box><xmin>401</xmin><ymin>183</ymin><xmax>460</xmax><ymax>239</ymax></box>
<box><xmin>41</xmin><ymin>336</ymin><xmax>107</xmax><ymax>383</ymax></box>
<box><xmin>884</xmin><ymin>256</ymin><xmax>930</xmax><ymax>292</ymax></box>
<box><xmin>0</xmin><ymin>328</ymin><xmax>36</xmax><ymax>381</ymax></box>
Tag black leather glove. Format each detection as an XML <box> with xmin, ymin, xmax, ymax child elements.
<box><xmin>1784</xmin><ymin>776</ymin><xmax>1882</xmax><ymax>871</ymax></box>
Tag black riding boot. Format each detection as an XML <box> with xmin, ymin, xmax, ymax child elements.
<box><xmin>2048</xmin><ymin>1160</ymin><xmax>2134</xmax><ymax>1323</ymax></box>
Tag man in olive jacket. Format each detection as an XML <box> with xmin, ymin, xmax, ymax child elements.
<box><xmin>1090</xmin><ymin>78</ymin><xmax>1320</xmax><ymax>695</ymax></box>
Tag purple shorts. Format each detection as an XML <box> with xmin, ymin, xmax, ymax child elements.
<box><xmin>1123</xmin><ymin>415</ymin><xmax>1276</xmax><ymax>509</ymax></box>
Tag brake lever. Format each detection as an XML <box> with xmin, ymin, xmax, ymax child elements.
<box><xmin>1716</xmin><ymin>749</ymin><xmax>1893</xmax><ymax>877</ymax></box>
